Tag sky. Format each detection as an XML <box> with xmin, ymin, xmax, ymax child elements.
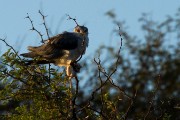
<box><xmin>0</xmin><ymin>0</ymin><xmax>180</xmax><ymax>57</ymax></box>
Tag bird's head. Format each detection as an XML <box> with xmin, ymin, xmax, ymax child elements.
<box><xmin>74</xmin><ymin>25</ymin><xmax>88</xmax><ymax>35</ymax></box>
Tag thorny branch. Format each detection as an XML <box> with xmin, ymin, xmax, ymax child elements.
<box><xmin>25</xmin><ymin>13</ymin><xmax>44</xmax><ymax>43</ymax></box>
<box><xmin>93</xmin><ymin>25</ymin><xmax>131</xmax><ymax>98</ymax></box>
<box><xmin>74</xmin><ymin>25</ymin><xmax>131</xmax><ymax>119</ymax></box>
<box><xmin>93</xmin><ymin>54</ymin><xmax>138</xmax><ymax>120</ymax></box>
<box><xmin>66</xmin><ymin>14</ymin><xmax>79</xmax><ymax>26</ymax></box>
<box><xmin>38</xmin><ymin>10</ymin><xmax>50</xmax><ymax>39</ymax></box>
<box><xmin>26</xmin><ymin>11</ymin><xmax>52</xmax><ymax>82</ymax></box>
<box><xmin>94</xmin><ymin>57</ymin><xmax>131</xmax><ymax>99</ymax></box>
<box><xmin>38</xmin><ymin>10</ymin><xmax>51</xmax><ymax>82</ymax></box>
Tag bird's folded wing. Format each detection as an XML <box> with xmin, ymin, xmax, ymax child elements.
<box><xmin>21</xmin><ymin>32</ymin><xmax>79</xmax><ymax>59</ymax></box>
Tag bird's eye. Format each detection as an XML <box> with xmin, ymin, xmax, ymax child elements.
<box><xmin>84</xmin><ymin>28</ymin><xmax>88</xmax><ymax>32</ymax></box>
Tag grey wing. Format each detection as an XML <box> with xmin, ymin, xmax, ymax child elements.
<box><xmin>49</xmin><ymin>32</ymin><xmax>79</xmax><ymax>50</ymax></box>
<box><xmin>21</xmin><ymin>32</ymin><xmax>79</xmax><ymax>59</ymax></box>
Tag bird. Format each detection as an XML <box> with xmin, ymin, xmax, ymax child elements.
<box><xmin>21</xmin><ymin>25</ymin><xmax>89</xmax><ymax>77</ymax></box>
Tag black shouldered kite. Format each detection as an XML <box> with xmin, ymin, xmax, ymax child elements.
<box><xmin>21</xmin><ymin>25</ymin><xmax>89</xmax><ymax>77</ymax></box>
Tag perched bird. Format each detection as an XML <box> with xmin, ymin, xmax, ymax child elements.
<box><xmin>21</xmin><ymin>25</ymin><xmax>89</xmax><ymax>77</ymax></box>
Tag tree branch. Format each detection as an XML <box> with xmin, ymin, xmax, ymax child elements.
<box><xmin>66</xmin><ymin>14</ymin><xmax>79</xmax><ymax>26</ymax></box>
<box><xmin>25</xmin><ymin>13</ymin><xmax>44</xmax><ymax>43</ymax></box>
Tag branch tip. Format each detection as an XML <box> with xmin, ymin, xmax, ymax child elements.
<box><xmin>66</xmin><ymin>14</ymin><xmax>79</xmax><ymax>26</ymax></box>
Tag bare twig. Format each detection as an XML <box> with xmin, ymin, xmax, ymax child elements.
<box><xmin>38</xmin><ymin>10</ymin><xmax>51</xmax><ymax>82</ymax></box>
<box><xmin>25</xmin><ymin>13</ymin><xmax>44</xmax><ymax>43</ymax></box>
<box><xmin>66</xmin><ymin>14</ymin><xmax>79</xmax><ymax>26</ymax></box>
<box><xmin>109</xmin><ymin>25</ymin><xmax>123</xmax><ymax>77</ymax></box>
<box><xmin>94</xmin><ymin>56</ymin><xmax>131</xmax><ymax>99</ymax></box>
<box><xmin>74</xmin><ymin>58</ymin><xmax>108</xmax><ymax>118</ymax></box>
<box><xmin>38</xmin><ymin>10</ymin><xmax>50</xmax><ymax>39</ymax></box>
<box><xmin>94</xmin><ymin>25</ymin><xmax>130</xmax><ymax>97</ymax></box>
<box><xmin>75</xmin><ymin>26</ymin><xmax>126</xmax><ymax>119</ymax></box>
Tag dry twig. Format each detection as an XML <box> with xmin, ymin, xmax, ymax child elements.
<box><xmin>38</xmin><ymin>10</ymin><xmax>50</xmax><ymax>39</ymax></box>
<box><xmin>25</xmin><ymin>13</ymin><xmax>44</xmax><ymax>43</ymax></box>
<box><xmin>38</xmin><ymin>10</ymin><xmax>51</xmax><ymax>82</ymax></box>
<box><xmin>66</xmin><ymin>14</ymin><xmax>79</xmax><ymax>26</ymax></box>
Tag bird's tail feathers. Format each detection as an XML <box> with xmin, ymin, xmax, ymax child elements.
<box><xmin>24</xmin><ymin>60</ymin><xmax>52</xmax><ymax>65</ymax></box>
<box><xmin>20</xmin><ymin>52</ymin><xmax>38</xmax><ymax>58</ymax></box>
<box><xmin>28</xmin><ymin>46</ymin><xmax>38</xmax><ymax>52</ymax></box>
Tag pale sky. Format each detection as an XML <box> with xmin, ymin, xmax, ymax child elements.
<box><xmin>0</xmin><ymin>0</ymin><xmax>179</xmax><ymax>57</ymax></box>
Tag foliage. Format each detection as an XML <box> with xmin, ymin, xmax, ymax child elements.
<box><xmin>0</xmin><ymin>9</ymin><xmax>180</xmax><ymax>120</ymax></box>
